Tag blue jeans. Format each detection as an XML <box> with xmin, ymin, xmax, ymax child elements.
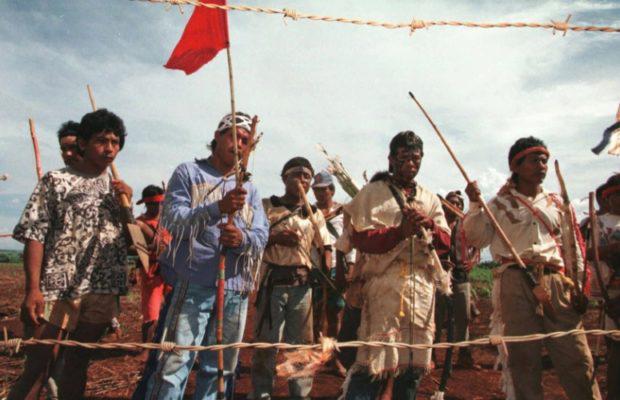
<box><xmin>344</xmin><ymin>368</ymin><xmax>422</xmax><ymax>400</ymax></box>
<box><xmin>145</xmin><ymin>280</ymin><xmax>248</xmax><ymax>400</ymax></box>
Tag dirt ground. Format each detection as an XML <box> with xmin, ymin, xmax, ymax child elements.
<box><xmin>0</xmin><ymin>264</ymin><xmax>609</xmax><ymax>399</ymax></box>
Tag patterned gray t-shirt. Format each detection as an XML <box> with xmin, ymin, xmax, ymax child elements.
<box><xmin>13</xmin><ymin>167</ymin><xmax>128</xmax><ymax>301</ymax></box>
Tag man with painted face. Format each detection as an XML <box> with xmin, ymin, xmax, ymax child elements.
<box><xmin>251</xmin><ymin>157</ymin><xmax>333</xmax><ymax>400</ymax></box>
<box><xmin>463</xmin><ymin>137</ymin><xmax>600</xmax><ymax>400</ymax></box>
<box><xmin>341</xmin><ymin>131</ymin><xmax>451</xmax><ymax>400</ymax></box>
<box><xmin>143</xmin><ymin>112</ymin><xmax>268</xmax><ymax>400</ymax></box>
<box><xmin>10</xmin><ymin>109</ymin><xmax>133</xmax><ymax>400</ymax></box>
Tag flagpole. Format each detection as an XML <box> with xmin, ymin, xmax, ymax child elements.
<box><xmin>215</xmin><ymin>45</ymin><xmax>240</xmax><ymax>400</ymax></box>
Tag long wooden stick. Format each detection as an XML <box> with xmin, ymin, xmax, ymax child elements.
<box><xmin>409</xmin><ymin>92</ymin><xmax>525</xmax><ymax>268</ymax></box>
<box><xmin>226</xmin><ymin>47</ymin><xmax>241</xmax><ymax>186</ymax></box>
<box><xmin>87</xmin><ymin>84</ymin><xmax>97</xmax><ymax>110</ymax></box>
<box><xmin>297</xmin><ymin>181</ymin><xmax>329</xmax><ymax>335</ymax></box>
<box><xmin>554</xmin><ymin>160</ymin><xmax>581</xmax><ymax>292</ymax></box>
<box><xmin>297</xmin><ymin>182</ymin><xmax>325</xmax><ymax>249</ymax></box>
<box><xmin>28</xmin><ymin>118</ymin><xmax>43</xmax><ymax>180</ymax></box>
<box><xmin>215</xmin><ymin>46</ymin><xmax>243</xmax><ymax>400</ymax></box>
<box><xmin>408</xmin><ymin>92</ymin><xmax>555</xmax><ymax>318</ymax></box>
<box><xmin>439</xmin><ymin>196</ymin><xmax>465</xmax><ymax>219</ymax></box>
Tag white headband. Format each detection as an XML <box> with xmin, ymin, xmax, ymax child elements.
<box><xmin>215</xmin><ymin>113</ymin><xmax>253</xmax><ymax>133</ymax></box>
<box><xmin>282</xmin><ymin>166</ymin><xmax>313</xmax><ymax>177</ymax></box>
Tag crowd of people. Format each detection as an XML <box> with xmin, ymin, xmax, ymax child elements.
<box><xmin>5</xmin><ymin>109</ymin><xmax>619</xmax><ymax>400</ymax></box>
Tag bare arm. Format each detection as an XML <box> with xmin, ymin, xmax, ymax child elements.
<box><xmin>22</xmin><ymin>239</ymin><xmax>45</xmax><ymax>325</ymax></box>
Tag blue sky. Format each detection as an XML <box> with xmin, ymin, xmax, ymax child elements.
<box><xmin>1</xmin><ymin>0</ymin><xmax>619</xmax><ymax>250</ymax></box>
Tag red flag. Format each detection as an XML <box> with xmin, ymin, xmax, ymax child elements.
<box><xmin>164</xmin><ymin>1</ymin><xmax>229</xmax><ymax>75</ymax></box>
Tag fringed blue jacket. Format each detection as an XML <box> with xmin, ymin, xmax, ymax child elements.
<box><xmin>159</xmin><ymin>158</ymin><xmax>268</xmax><ymax>292</ymax></box>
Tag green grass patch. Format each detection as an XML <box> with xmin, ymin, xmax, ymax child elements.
<box><xmin>470</xmin><ymin>264</ymin><xmax>494</xmax><ymax>298</ymax></box>
<box><xmin>0</xmin><ymin>249</ymin><xmax>22</xmax><ymax>264</ymax></box>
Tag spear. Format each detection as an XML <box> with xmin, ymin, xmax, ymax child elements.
<box><xmin>588</xmin><ymin>192</ymin><xmax>609</xmax><ymax>384</ymax></box>
<box><xmin>28</xmin><ymin>118</ymin><xmax>43</xmax><ymax>181</ymax></box>
<box><xmin>86</xmin><ymin>85</ymin><xmax>150</xmax><ymax>272</ymax></box>
<box><xmin>409</xmin><ymin>91</ymin><xmax>555</xmax><ymax>320</ymax></box>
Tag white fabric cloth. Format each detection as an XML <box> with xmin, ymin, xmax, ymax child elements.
<box><xmin>343</xmin><ymin>180</ymin><xmax>450</xmax><ymax>375</ymax></box>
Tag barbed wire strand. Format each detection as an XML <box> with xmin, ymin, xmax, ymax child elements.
<box><xmin>2</xmin><ymin>328</ymin><xmax>619</xmax><ymax>355</ymax></box>
<box><xmin>138</xmin><ymin>0</ymin><xmax>620</xmax><ymax>34</ymax></box>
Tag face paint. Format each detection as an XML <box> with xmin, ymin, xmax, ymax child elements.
<box><xmin>390</xmin><ymin>148</ymin><xmax>423</xmax><ymax>185</ymax></box>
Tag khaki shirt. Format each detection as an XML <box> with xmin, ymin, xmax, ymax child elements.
<box><xmin>463</xmin><ymin>187</ymin><xmax>584</xmax><ymax>276</ymax></box>
<box><xmin>261</xmin><ymin>196</ymin><xmax>332</xmax><ymax>268</ymax></box>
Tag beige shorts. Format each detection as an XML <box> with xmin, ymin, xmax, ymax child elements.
<box><xmin>47</xmin><ymin>294</ymin><xmax>119</xmax><ymax>332</ymax></box>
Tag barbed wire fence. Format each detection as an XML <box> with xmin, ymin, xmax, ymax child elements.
<box><xmin>138</xmin><ymin>0</ymin><xmax>620</xmax><ymax>35</ymax></box>
<box><xmin>3</xmin><ymin>326</ymin><xmax>620</xmax><ymax>356</ymax></box>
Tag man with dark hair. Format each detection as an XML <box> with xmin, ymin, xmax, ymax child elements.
<box><xmin>251</xmin><ymin>157</ymin><xmax>333</xmax><ymax>400</ymax></box>
<box><xmin>143</xmin><ymin>112</ymin><xmax>268</xmax><ymax>400</ymax></box>
<box><xmin>596</xmin><ymin>182</ymin><xmax>610</xmax><ymax>215</ymax></box>
<box><xmin>10</xmin><ymin>109</ymin><xmax>133</xmax><ymax>400</ymax></box>
<box><xmin>342</xmin><ymin>131</ymin><xmax>451</xmax><ymax>399</ymax></box>
<box><xmin>57</xmin><ymin>121</ymin><xmax>81</xmax><ymax>167</ymax></box>
<box><xmin>588</xmin><ymin>173</ymin><xmax>620</xmax><ymax>399</ymax></box>
<box><xmin>434</xmin><ymin>190</ymin><xmax>480</xmax><ymax>369</ymax></box>
<box><xmin>78</xmin><ymin>108</ymin><xmax>127</xmax><ymax>149</ymax></box>
<box><xmin>463</xmin><ymin>136</ymin><xmax>600</xmax><ymax>399</ymax></box>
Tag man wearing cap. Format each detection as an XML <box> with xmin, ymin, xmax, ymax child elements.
<box><xmin>342</xmin><ymin>131</ymin><xmax>451</xmax><ymax>399</ymax></box>
<box><xmin>143</xmin><ymin>112</ymin><xmax>269</xmax><ymax>400</ymax></box>
<box><xmin>463</xmin><ymin>136</ymin><xmax>600</xmax><ymax>399</ymax></box>
<box><xmin>251</xmin><ymin>157</ymin><xmax>333</xmax><ymax>400</ymax></box>
<box><xmin>135</xmin><ymin>185</ymin><xmax>171</xmax><ymax>347</ymax></box>
<box><xmin>311</xmin><ymin>171</ymin><xmax>354</xmax><ymax>375</ymax></box>
<box><xmin>434</xmin><ymin>190</ymin><xmax>480</xmax><ymax>369</ymax></box>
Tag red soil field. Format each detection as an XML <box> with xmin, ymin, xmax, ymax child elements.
<box><xmin>0</xmin><ymin>265</ymin><xmax>608</xmax><ymax>399</ymax></box>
